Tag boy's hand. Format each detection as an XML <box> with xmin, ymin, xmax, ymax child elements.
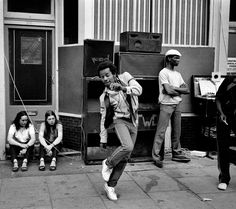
<box><xmin>110</xmin><ymin>83</ymin><xmax>122</xmax><ymax>91</ymax></box>
<box><xmin>100</xmin><ymin>143</ymin><xmax>107</xmax><ymax>149</ymax></box>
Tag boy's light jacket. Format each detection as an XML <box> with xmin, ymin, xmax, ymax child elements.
<box><xmin>99</xmin><ymin>72</ymin><xmax>142</xmax><ymax>143</ymax></box>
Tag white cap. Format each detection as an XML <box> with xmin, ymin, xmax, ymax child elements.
<box><xmin>165</xmin><ymin>49</ymin><xmax>182</xmax><ymax>57</ymax></box>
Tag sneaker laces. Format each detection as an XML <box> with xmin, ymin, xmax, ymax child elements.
<box><xmin>110</xmin><ymin>187</ymin><xmax>115</xmax><ymax>193</ymax></box>
<box><xmin>164</xmin><ymin>147</ymin><xmax>191</xmax><ymax>157</ymax></box>
<box><xmin>180</xmin><ymin>148</ymin><xmax>191</xmax><ymax>158</ymax></box>
<box><xmin>107</xmin><ymin>186</ymin><xmax>117</xmax><ymax>197</ymax></box>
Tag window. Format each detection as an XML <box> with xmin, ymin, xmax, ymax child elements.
<box><xmin>64</xmin><ymin>0</ymin><xmax>78</xmax><ymax>44</ymax></box>
<box><xmin>8</xmin><ymin>0</ymin><xmax>51</xmax><ymax>14</ymax></box>
<box><xmin>5</xmin><ymin>0</ymin><xmax>54</xmax><ymax>20</ymax></box>
<box><xmin>229</xmin><ymin>0</ymin><xmax>236</xmax><ymax>22</ymax></box>
<box><xmin>94</xmin><ymin>0</ymin><xmax>209</xmax><ymax>46</ymax></box>
<box><xmin>9</xmin><ymin>29</ymin><xmax>52</xmax><ymax>105</ymax></box>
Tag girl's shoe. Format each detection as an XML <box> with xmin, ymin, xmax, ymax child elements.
<box><xmin>50</xmin><ymin>158</ymin><xmax>56</xmax><ymax>171</ymax></box>
<box><xmin>21</xmin><ymin>159</ymin><xmax>28</xmax><ymax>171</ymax></box>
<box><xmin>12</xmin><ymin>160</ymin><xmax>19</xmax><ymax>172</ymax></box>
<box><xmin>39</xmin><ymin>158</ymin><xmax>45</xmax><ymax>171</ymax></box>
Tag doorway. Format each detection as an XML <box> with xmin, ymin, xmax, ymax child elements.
<box><xmin>6</xmin><ymin>28</ymin><xmax>55</xmax><ymax>131</ymax></box>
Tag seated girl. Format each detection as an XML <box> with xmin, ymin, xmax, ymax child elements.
<box><xmin>7</xmin><ymin>111</ymin><xmax>36</xmax><ymax>172</ymax></box>
<box><xmin>38</xmin><ymin>110</ymin><xmax>63</xmax><ymax>171</ymax></box>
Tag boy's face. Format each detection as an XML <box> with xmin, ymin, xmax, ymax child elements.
<box><xmin>99</xmin><ymin>67</ymin><xmax>115</xmax><ymax>87</ymax></box>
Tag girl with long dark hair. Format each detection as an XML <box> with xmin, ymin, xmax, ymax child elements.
<box><xmin>7</xmin><ymin>111</ymin><xmax>36</xmax><ymax>172</ymax></box>
<box><xmin>38</xmin><ymin>110</ymin><xmax>63</xmax><ymax>171</ymax></box>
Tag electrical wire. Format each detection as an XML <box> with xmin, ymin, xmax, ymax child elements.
<box><xmin>4</xmin><ymin>55</ymin><xmax>79</xmax><ymax>163</ymax></box>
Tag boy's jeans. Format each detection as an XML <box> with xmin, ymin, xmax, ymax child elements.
<box><xmin>107</xmin><ymin>119</ymin><xmax>137</xmax><ymax>187</ymax></box>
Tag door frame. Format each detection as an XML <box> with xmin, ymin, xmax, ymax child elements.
<box><xmin>4</xmin><ymin>25</ymin><xmax>56</xmax><ymax>139</ymax></box>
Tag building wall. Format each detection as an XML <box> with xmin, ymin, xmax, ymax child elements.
<box><xmin>0</xmin><ymin>0</ymin><xmax>231</xmax><ymax>159</ymax></box>
<box><xmin>57</xmin><ymin>115</ymin><xmax>212</xmax><ymax>153</ymax></box>
<box><xmin>0</xmin><ymin>0</ymin><xmax>6</xmax><ymax>160</ymax></box>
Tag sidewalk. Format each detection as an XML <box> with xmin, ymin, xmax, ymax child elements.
<box><xmin>0</xmin><ymin>153</ymin><xmax>236</xmax><ymax>209</ymax></box>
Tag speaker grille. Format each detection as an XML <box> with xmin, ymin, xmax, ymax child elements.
<box><xmin>115</xmin><ymin>52</ymin><xmax>165</xmax><ymax>77</ymax></box>
<box><xmin>83</xmin><ymin>39</ymin><xmax>114</xmax><ymax>77</ymax></box>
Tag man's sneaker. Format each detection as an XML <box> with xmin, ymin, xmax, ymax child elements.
<box><xmin>229</xmin><ymin>146</ymin><xmax>236</xmax><ymax>151</ymax></box>
<box><xmin>104</xmin><ymin>183</ymin><xmax>118</xmax><ymax>201</ymax></box>
<box><xmin>172</xmin><ymin>153</ymin><xmax>191</xmax><ymax>162</ymax></box>
<box><xmin>218</xmin><ymin>183</ymin><xmax>227</xmax><ymax>190</ymax></box>
<box><xmin>154</xmin><ymin>160</ymin><xmax>163</xmax><ymax>168</ymax></box>
<box><xmin>102</xmin><ymin>159</ymin><xmax>112</xmax><ymax>182</ymax></box>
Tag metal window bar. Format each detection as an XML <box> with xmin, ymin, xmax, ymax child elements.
<box><xmin>94</xmin><ymin>0</ymin><xmax>209</xmax><ymax>45</ymax></box>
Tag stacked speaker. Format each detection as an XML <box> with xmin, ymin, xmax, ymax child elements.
<box><xmin>82</xmin><ymin>39</ymin><xmax>115</xmax><ymax>164</ymax></box>
<box><xmin>120</xmin><ymin>31</ymin><xmax>162</xmax><ymax>53</ymax></box>
<box><xmin>83</xmin><ymin>39</ymin><xmax>114</xmax><ymax>77</ymax></box>
<box><xmin>116</xmin><ymin>31</ymin><xmax>164</xmax><ymax>77</ymax></box>
<box><xmin>116</xmin><ymin>32</ymin><xmax>165</xmax><ymax>161</ymax></box>
<box><xmin>82</xmin><ymin>33</ymin><xmax>165</xmax><ymax>164</ymax></box>
<box><xmin>83</xmin><ymin>32</ymin><xmax>164</xmax><ymax>77</ymax></box>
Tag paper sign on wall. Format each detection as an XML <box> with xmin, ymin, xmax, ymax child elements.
<box><xmin>198</xmin><ymin>80</ymin><xmax>217</xmax><ymax>96</ymax></box>
<box><xmin>227</xmin><ymin>57</ymin><xmax>236</xmax><ymax>73</ymax></box>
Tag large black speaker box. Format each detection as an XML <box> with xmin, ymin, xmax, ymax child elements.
<box><xmin>120</xmin><ymin>32</ymin><xmax>162</xmax><ymax>53</ymax></box>
<box><xmin>115</xmin><ymin>52</ymin><xmax>165</xmax><ymax>77</ymax></box>
<box><xmin>83</xmin><ymin>39</ymin><xmax>114</xmax><ymax>77</ymax></box>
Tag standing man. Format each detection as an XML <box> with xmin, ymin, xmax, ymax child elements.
<box><xmin>215</xmin><ymin>76</ymin><xmax>236</xmax><ymax>190</ymax></box>
<box><xmin>152</xmin><ymin>49</ymin><xmax>191</xmax><ymax>168</ymax></box>
<box><xmin>97</xmin><ymin>61</ymin><xmax>142</xmax><ymax>201</ymax></box>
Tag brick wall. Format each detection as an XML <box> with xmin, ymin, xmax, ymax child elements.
<box><xmin>59</xmin><ymin>115</ymin><xmax>213</xmax><ymax>153</ymax></box>
<box><xmin>59</xmin><ymin>115</ymin><xmax>82</xmax><ymax>151</ymax></box>
<box><xmin>180</xmin><ymin>116</ymin><xmax>200</xmax><ymax>150</ymax></box>
<box><xmin>180</xmin><ymin>116</ymin><xmax>217</xmax><ymax>151</ymax></box>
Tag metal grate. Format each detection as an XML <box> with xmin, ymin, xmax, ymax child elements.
<box><xmin>94</xmin><ymin>0</ymin><xmax>209</xmax><ymax>45</ymax></box>
<box><xmin>94</xmin><ymin>0</ymin><xmax>151</xmax><ymax>42</ymax></box>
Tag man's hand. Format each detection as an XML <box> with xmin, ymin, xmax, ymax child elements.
<box><xmin>219</xmin><ymin>114</ymin><xmax>228</xmax><ymax>125</ymax></box>
<box><xmin>162</xmin><ymin>88</ymin><xmax>167</xmax><ymax>94</ymax></box>
<box><xmin>180</xmin><ymin>83</ymin><xmax>187</xmax><ymax>88</ymax></box>
<box><xmin>162</xmin><ymin>84</ymin><xmax>180</xmax><ymax>96</ymax></box>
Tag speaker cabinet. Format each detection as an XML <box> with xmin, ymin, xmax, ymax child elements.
<box><xmin>83</xmin><ymin>39</ymin><xmax>114</xmax><ymax>77</ymax></box>
<box><xmin>115</xmin><ymin>52</ymin><xmax>165</xmax><ymax>77</ymax></box>
<box><xmin>120</xmin><ymin>32</ymin><xmax>162</xmax><ymax>53</ymax></box>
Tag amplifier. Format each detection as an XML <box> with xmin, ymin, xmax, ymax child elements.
<box><xmin>115</xmin><ymin>52</ymin><xmax>165</xmax><ymax>77</ymax></box>
<box><xmin>120</xmin><ymin>32</ymin><xmax>162</xmax><ymax>53</ymax></box>
<box><xmin>83</xmin><ymin>39</ymin><xmax>114</xmax><ymax>77</ymax></box>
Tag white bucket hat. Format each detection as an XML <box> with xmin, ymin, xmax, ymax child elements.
<box><xmin>165</xmin><ymin>49</ymin><xmax>182</xmax><ymax>57</ymax></box>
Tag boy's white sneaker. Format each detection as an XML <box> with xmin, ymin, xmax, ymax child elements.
<box><xmin>218</xmin><ymin>183</ymin><xmax>227</xmax><ymax>190</ymax></box>
<box><xmin>102</xmin><ymin>159</ymin><xmax>112</xmax><ymax>182</ymax></box>
<box><xmin>104</xmin><ymin>183</ymin><xmax>118</xmax><ymax>201</ymax></box>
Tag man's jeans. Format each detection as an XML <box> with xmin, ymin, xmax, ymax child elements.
<box><xmin>107</xmin><ymin>119</ymin><xmax>137</xmax><ymax>187</ymax></box>
<box><xmin>152</xmin><ymin>103</ymin><xmax>182</xmax><ymax>161</ymax></box>
<box><xmin>216</xmin><ymin>115</ymin><xmax>236</xmax><ymax>184</ymax></box>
